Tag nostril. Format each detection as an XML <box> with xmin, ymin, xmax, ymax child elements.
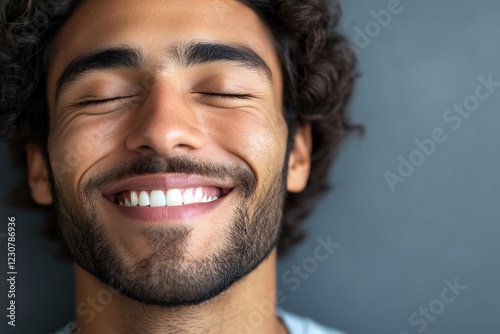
<box><xmin>136</xmin><ymin>145</ymin><xmax>155</xmax><ymax>153</ymax></box>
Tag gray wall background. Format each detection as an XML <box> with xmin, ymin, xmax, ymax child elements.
<box><xmin>1</xmin><ymin>0</ymin><xmax>500</xmax><ymax>333</ymax></box>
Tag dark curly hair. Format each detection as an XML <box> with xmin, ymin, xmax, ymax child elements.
<box><xmin>0</xmin><ymin>0</ymin><xmax>360</xmax><ymax>259</ymax></box>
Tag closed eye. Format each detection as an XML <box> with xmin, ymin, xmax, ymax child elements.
<box><xmin>74</xmin><ymin>93</ymin><xmax>252</xmax><ymax>108</ymax></box>
<box><xmin>74</xmin><ymin>95</ymin><xmax>136</xmax><ymax>107</ymax></box>
<box><xmin>199</xmin><ymin>92</ymin><xmax>252</xmax><ymax>100</ymax></box>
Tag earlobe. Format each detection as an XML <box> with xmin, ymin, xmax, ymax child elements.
<box><xmin>286</xmin><ymin>123</ymin><xmax>312</xmax><ymax>193</ymax></box>
<box><xmin>26</xmin><ymin>143</ymin><xmax>53</xmax><ymax>205</ymax></box>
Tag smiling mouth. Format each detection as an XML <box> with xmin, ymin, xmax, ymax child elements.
<box><xmin>108</xmin><ymin>187</ymin><xmax>232</xmax><ymax>207</ymax></box>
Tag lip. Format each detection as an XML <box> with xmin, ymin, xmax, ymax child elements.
<box><xmin>101</xmin><ymin>174</ymin><xmax>234</xmax><ymax>223</ymax></box>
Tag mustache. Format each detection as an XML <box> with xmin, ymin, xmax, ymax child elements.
<box><xmin>83</xmin><ymin>155</ymin><xmax>256</xmax><ymax>197</ymax></box>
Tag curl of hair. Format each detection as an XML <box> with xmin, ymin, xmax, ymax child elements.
<box><xmin>1</xmin><ymin>0</ymin><xmax>360</xmax><ymax>259</ymax></box>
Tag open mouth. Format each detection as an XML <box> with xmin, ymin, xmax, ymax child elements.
<box><xmin>108</xmin><ymin>187</ymin><xmax>232</xmax><ymax>207</ymax></box>
<box><xmin>101</xmin><ymin>174</ymin><xmax>236</xmax><ymax>216</ymax></box>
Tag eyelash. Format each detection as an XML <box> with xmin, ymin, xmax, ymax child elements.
<box><xmin>200</xmin><ymin>92</ymin><xmax>252</xmax><ymax>100</ymax></box>
<box><xmin>76</xmin><ymin>96</ymin><xmax>133</xmax><ymax>107</ymax></box>
<box><xmin>76</xmin><ymin>92</ymin><xmax>251</xmax><ymax>107</ymax></box>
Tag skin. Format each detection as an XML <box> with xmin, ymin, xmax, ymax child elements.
<box><xmin>27</xmin><ymin>0</ymin><xmax>312</xmax><ymax>333</ymax></box>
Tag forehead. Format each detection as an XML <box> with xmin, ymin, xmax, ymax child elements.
<box><xmin>47</xmin><ymin>0</ymin><xmax>282</xmax><ymax>102</ymax></box>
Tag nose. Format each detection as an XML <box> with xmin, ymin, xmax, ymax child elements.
<box><xmin>125</xmin><ymin>84</ymin><xmax>206</xmax><ymax>156</ymax></box>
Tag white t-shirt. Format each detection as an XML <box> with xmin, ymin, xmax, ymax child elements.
<box><xmin>278</xmin><ymin>308</ymin><xmax>345</xmax><ymax>334</ymax></box>
<box><xmin>53</xmin><ymin>309</ymin><xmax>345</xmax><ymax>334</ymax></box>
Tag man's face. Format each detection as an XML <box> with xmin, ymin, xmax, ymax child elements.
<box><xmin>28</xmin><ymin>0</ymin><xmax>310</xmax><ymax>306</ymax></box>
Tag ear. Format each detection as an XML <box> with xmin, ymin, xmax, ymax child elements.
<box><xmin>286</xmin><ymin>123</ymin><xmax>312</xmax><ymax>193</ymax></box>
<box><xmin>26</xmin><ymin>143</ymin><xmax>53</xmax><ymax>205</ymax></box>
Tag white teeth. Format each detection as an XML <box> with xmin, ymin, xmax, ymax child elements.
<box><xmin>150</xmin><ymin>190</ymin><xmax>166</xmax><ymax>207</ymax></box>
<box><xmin>194</xmin><ymin>187</ymin><xmax>203</xmax><ymax>202</ymax></box>
<box><xmin>130</xmin><ymin>191</ymin><xmax>139</xmax><ymax>206</ymax></box>
<box><xmin>119</xmin><ymin>188</ymin><xmax>222</xmax><ymax>207</ymax></box>
<box><xmin>139</xmin><ymin>191</ymin><xmax>150</xmax><ymax>206</ymax></box>
<box><xmin>206</xmin><ymin>196</ymin><xmax>218</xmax><ymax>202</ymax></box>
<box><xmin>166</xmin><ymin>189</ymin><xmax>183</xmax><ymax>206</ymax></box>
<box><xmin>183</xmin><ymin>189</ymin><xmax>194</xmax><ymax>205</ymax></box>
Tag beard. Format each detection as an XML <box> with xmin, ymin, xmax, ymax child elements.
<box><xmin>50</xmin><ymin>155</ymin><xmax>287</xmax><ymax>307</ymax></box>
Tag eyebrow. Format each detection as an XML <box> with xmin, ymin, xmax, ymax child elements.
<box><xmin>55</xmin><ymin>42</ymin><xmax>272</xmax><ymax>102</ymax></box>
<box><xmin>55</xmin><ymin>48</ymin><xmax>142</xmax><ymax>101</ymax></box>
<box><xmin>171</xmin><ymin>41</ymin><xmax>272</xmax><ymax>82</ymax></box>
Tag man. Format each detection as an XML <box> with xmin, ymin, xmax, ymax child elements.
<box><xmin>1</xmin><ymin>0</ymin><xmax>357</xmax><ymax>333</ymax></box>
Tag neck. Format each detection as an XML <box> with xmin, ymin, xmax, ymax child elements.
<box><xmin>73</xmin><ymin>248</ymin><xmax>287</xmax><ymax>334</ymax></box>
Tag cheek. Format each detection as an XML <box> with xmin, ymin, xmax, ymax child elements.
<box><xmin>48</xmin><ymin>114</ymin><xmax>125</xmax><ymax>186</ymax></box>
<box><xmin>205</xmin><ymin>110</ymin><xmax>288</xmax><ymax>184</ymax></box>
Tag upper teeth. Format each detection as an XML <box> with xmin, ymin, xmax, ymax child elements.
<box><xmin>118</xmin><ymin>187</ymin><xmax>219</xmax><ymax>207</ymax></box>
